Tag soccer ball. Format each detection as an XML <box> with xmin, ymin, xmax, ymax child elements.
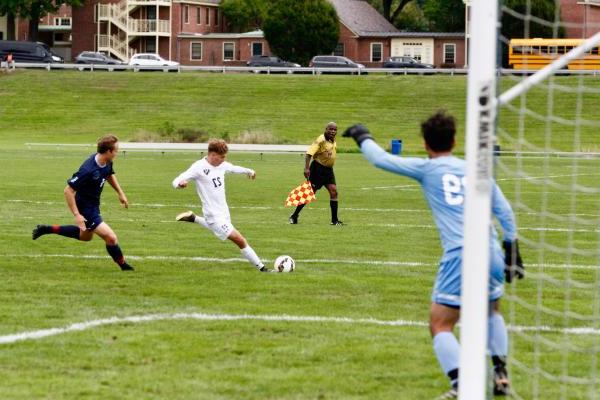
<box><xmin>273</xmin><ymin>255</ymin><xmax>295</xmax><ymax>273</ymax></box>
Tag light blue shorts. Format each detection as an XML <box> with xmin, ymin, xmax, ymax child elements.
<box><xmin>431</xmin><ymin>247</ymin><xmax>505</xmax><ymax>307</ymax></box>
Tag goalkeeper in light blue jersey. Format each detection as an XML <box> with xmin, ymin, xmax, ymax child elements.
<box><xmin>343</xmin><ymin>111</ymin><xmax>524</xmax><ymax>399</ymax></box>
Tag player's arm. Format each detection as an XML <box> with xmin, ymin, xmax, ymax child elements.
<box><xmin>342</xmin><ymin>124</ymin><xmax>425</xmax><ymax>180</ymax></box>
<box><xmin>304</xmin><ymin>138</ymin><xmax>322</xmax><ymax>179</ymax></box>
<box><xmin>492</xmin><ymin>183</ymin><xmax>524</xmax><ymax>282</ymax></box>
<box><xmin>225</xmin><ymin>163</ymin><xmax>256</xmax><ymax>179</ymax></box>
<box><xmin>107</xmin><ymin>174</ymin><xmax>129</xmax><ymax>208</ymax></box>
<box><xmin>63</xmin><ymin>185</ymin><xmax>86</xmax><ymax>231</ymax></box>
<box><xmin>172</xmin><ymin>163</ymin><xmax>200</xmax><ymax>189</ymax></box>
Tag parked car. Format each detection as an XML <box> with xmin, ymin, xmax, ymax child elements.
<box><xmin>309</xmin><ymin>55</ymin><xmax>365</xmax><ymax>74</ymax></box>
<box><xmin>38</xmin><ymin>42</ymin><xmax>64</xmax><ymax>63</ymax></box>
<box><xmin>75</xmin><ymin>51</ymin><xmax>123</xmax><ymax>65</ymax></box>
<box><xmin>246</xmin><ymin>55</ymin><xmax>300</xmax><ymax>68</ymax></box>
<box><xmin>128</xmin><ymin>53</ymin><xmax>179</xmax><ymax>68</ymax></box>
<box><xmin>383</xmin><ymin>56</ymin><xmax>434</xmax><ymax>69</ymax></box>
<box><xmin>0</xmin><ymin>40</ymin><xmax>55</xmax><ymax>63</ymax></box>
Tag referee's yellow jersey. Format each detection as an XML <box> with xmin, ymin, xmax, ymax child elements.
<box><xmin>307</xmin><ymin>134</ymin><xmax>337</xmax><ymax>168</ymax></box>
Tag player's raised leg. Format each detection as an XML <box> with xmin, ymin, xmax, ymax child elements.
<box><xmin>176</xmin><ymin>210</ymin><xmax>209</xmax><ymax>228</ymax></box>
<box><xmin>32</xmin><ymin>224</ymin><xmax>82</xmax><ymax>240</ymax></box>
<box><xmin>430</xmin><ymin>303</ymin><xmax>461</xmax><ymax>399</ymax></box>
<box><xmin>94</xmin><ymin>222</ymin><xmax>134</xmax><ymax>271</ymax></box>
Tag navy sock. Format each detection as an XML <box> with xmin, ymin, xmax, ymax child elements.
<box><xmin>330</xmin><ymin>200</ymin><xmax>338</xmax><ymax>222</ymax></box>
<box><xmin>51</xmin><ymin>225</ymin><xmax>81</xmax><ymax>240</ymax></box>
<box><xmin>292</xmin><ymin>203</ymin><xmax>305</xmax><ymax>217</ymax></box>
<box><xmin>106</xmin><ymin>244</ymin><xmax>126</xmax><ymax>265</ymax></box>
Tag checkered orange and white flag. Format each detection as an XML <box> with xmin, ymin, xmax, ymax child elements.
<box><xmin>285</xmin><ymin>181</ymin><xmax>316</xmax><ymax>207</ymax></box>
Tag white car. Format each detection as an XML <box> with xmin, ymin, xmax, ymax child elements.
<box><xmin>128</xmin><ymin>53</ymin><xmax>179</xmax><ymax>67</ymax></box>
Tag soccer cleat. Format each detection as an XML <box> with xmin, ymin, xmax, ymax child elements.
<box><xmin>119</xmin><ymin>263</ymin><xmax>134</xmax><ymax>271</ymax></box>
<box><xmin>289</xmin><ymin>214</ymin><xmax>298</xmax><ymax>225</ymax></box>
<box><xmin>330</xmin><ymin>220</ymin><xmax>344</xmax><ymax>226</ymax></box>
<box><xmin>176</xmin><ymin>211</ymin><xmax>197</xmax><ymax>223</ymax></box>
<box><xmin>437</xmin><ymin>388</ymin><xmax>458</xmax><ymax>400</ymax></box>
<box><xmin>493</xmin><ymin>367</ymin><xmax>510</xmax><ymax>396</ymax></box>
<box><xmin>259</xmin><ymin>266</ymin><xmax>270</xmax><ymax>273</ymax></box>
<box><xmin>32</xmin><ymin>224</ymin><xmax>49</xmax><ymax>240</ymax></box>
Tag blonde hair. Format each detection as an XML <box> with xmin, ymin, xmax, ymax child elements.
<box><xmin>207</xmin><ymin>138</ymin><xmax>228</xmax><ymax>155</ymax></box>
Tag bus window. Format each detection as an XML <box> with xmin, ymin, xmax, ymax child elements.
<box><xmin>540</xmin><ymin>46</ymin><xmax>549</xmax><ymax>54</ymax></box>
<box><xmin>512</xmin><ymin>46</ymin><xmax>522</xmax><ymax>54</ymax></box>
<box><xmin>549</xmin><ymin>46</ymin><xmax>557</xmax><ymax>54</ymax></box>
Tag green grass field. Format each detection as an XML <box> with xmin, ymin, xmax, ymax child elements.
<box><xmin>0</xmin><ymin>71</ymin><xmax>598</xmax><ymax>399</ymax></box>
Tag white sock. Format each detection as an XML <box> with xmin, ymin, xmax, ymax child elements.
<box><xmin>240</xmin><ymin>246</ymin><xmax>264</xmax><ymax>269</ymax></box>
<box><xmin>194</xmin><ymin>216</ymin><xmax>209</xmax><ymax>229</ymax></box>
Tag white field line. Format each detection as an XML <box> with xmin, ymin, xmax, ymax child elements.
<box><xmin>6</xmin><ymin>199</ymin><xmax>600</xmax><ymax>220</ymax></box>
<box><xmin>4</xmin><ymin>254</ymin><xmax>600</xmax><ymax>270</ymax></box>
<box><xmin>0</xmin><ymin>311</ymin><xmax>598</xmax><ymax>346</ymax></box>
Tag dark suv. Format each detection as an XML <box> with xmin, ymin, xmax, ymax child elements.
<box><xmin>246</xmin><ymin>55</ymin><xmax>300</xmax><ymax>68</ymax></box>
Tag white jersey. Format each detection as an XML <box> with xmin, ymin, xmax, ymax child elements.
<box><xmin>172</xmin><ymin>157</ymin><xmax>254</xmax><ymax>223</ymax></box>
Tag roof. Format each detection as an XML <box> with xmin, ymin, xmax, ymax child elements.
<box><xmin>387</xmin><ymin>32</ymin><xmax>466</xmax><ymax>38</ymax></box>
<box><xmin>327</xmin><ymin>0</ymin><xmax>399</xmax><ymax>36</ymax></box>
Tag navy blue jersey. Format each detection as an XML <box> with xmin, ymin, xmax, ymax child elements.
<box><xmin>67</xmin><ymin>154</ymin><xmax>114</xmax><ymax>206</ymax></box>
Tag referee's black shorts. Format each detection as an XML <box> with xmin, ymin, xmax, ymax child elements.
<box><xmin>309</xmin><ymin>161</ymin><xmax>335</xmax><ymax>191</ymax></box>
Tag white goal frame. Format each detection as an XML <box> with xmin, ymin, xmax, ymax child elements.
<box><xmin>461</xmin><ymin>3</ymin><xmax>600</xmax><ymax>400</ymax></box>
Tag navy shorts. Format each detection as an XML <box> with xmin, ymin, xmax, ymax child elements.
<box><xmin>77</xmin><ymin>201</ymin><xmax>103</xmax><ymax>231</ymax></box>
<box><xmin>309</xmin><ymin>161</ymin><xmax>336</xmax><ymax>191</ymax></box>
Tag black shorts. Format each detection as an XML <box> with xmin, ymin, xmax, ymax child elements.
<box><xmin>309</xmin><ymin>161</ymin><xmax>335</xmax><ymax>191</ymax></box>
<box><xmin>76</xmin><ymin>200</ymin><xmax>103</xmax><ymax>231</ymax></box>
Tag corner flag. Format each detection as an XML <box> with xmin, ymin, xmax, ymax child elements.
<box><xmin>285</xmin><ymin>181</ymin><xmax>316</xmax><ymax>207</ymax></box>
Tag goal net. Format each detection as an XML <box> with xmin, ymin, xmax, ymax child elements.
<box><xmin>462</xmin><ymin>1</ymin><xmax>600</xmax><ymax>399</ymax></box>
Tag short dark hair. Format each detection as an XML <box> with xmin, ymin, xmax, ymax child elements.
<box><xmin>97</xmin><ymin>134</ymin><xmax>119</xmax><ymax>154</ymax></box>
<box><xmin>208</xmin><ymin>138</ymin><xmax>228</xmax><ymax>155</ymax></box>
<box><xmin>421</xmin><ymin>110</ymin><xmax>456</xmax><ymax>152</ymax></box>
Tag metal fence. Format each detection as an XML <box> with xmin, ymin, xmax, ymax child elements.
<box><xmin>3</xmin><ymin>62</ymin><xmax>600</xmax><ymax>76</ymax></box>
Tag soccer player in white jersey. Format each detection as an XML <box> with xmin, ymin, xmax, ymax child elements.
<box><xmin>172</xmin><ymin>139</ymin><xmax>268</xmax><ymax>272</ymax></box>
<box><xmin>343</xmin><ymin>111</ymin><xmax>524</xmax><ymax>399</ymax></box>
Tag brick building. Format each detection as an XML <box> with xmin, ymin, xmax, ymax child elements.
<box><xmin>560</xmin><ymin>0</ymin><xmax>600</xmax><ymax>38</ymax></box>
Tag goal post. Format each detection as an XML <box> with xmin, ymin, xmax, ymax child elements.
<box><xmin>462</xmin><ymin>2</ymin><xmax>600</xmax><ymax>400</ymax></box>
<box><xmin>460</xmin><ymin>1</ymin><xmax>500</xmax><ymax>399</ymax></box>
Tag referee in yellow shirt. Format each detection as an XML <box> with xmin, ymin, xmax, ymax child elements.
<box><xmin>289</xmin><ymin>122</ymin><xmax>343</xmax><ymax>225</ymax></box>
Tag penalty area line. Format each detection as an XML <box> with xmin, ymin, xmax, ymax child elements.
<box><xmin>1</xmin><ymin>311</ymin><xmax>599</xmax><ymax>346</ymax></box>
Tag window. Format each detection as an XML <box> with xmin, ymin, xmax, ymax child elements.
<box><xmin>146</xmin><ymin>38</ymin><xmax>156</xmax><ymax>53</ymax></box>
<box><xmin>333</xmin><ymin>43</ymin><xmax>344</xmax><ymax>56</ymax></box>
<box><xmin>191</xmin><ymin>42</ymin><xmax>202</xmax><ymax>60</ymax></box>
<box><xmin>443</xmin><ymin>43</ymin><xmax>456</xmax><ymax>64</ymax></box>
<box><xmin>184</xmin><ymin>5</ymin><xmax>189</xmax><ymax>24</ymax></box>
<box><xmin>54</xmin><ymin>17</ymin><xmax>71</xmax><ymax>26</ymax></box>
<box><xmin>147</xmin><ymin>7</ymin><xmax>156</xmax><ymax>20</ymax></box>
<box><xmin>223</xmin><ymin>42</ymin><xmax>234</xmax><ymax>61</ymax></box>
<box><xmin>0</xmin><ymin>32</ymin><xmax>4</xmax><ymax>40</ymax></box>
<box><xmin>252</xmin><ymin>42</ymin><xmax>263</xmax><ymax>57</ymax></box>
<box><xmin>371</xmin><ymin>43</ymin><xmax>382</xmax><ymax>62</ymax></box>
<box><xmin>206</xmin><ymin>7</ymin><xmax>210</xmax><ymax>25</ymax></box>
<box><xmin>214</xmin><ymin>9</ymin><xmax>219</xmax><ymax>26</ymax></box>
<box><xmin>196</xmin><ymin>7</ymin><xmax>201</xmax><ymax>24</ymax></box>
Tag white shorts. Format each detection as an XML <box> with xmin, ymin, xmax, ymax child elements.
<box><xmin>206</xmin><ymin>219</ymin><xmax>235</xmax><ymax>241</ymax></box>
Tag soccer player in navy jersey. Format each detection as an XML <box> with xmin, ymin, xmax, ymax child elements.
<box><xmin>343</xmin><ymin>111</ymin><xmax>524</xmax><ymax>399</ymax></box>
<box><xmin>32</xmin><ymin>134</ymin><xmax>134</xmax><ymax>271</ymax></box>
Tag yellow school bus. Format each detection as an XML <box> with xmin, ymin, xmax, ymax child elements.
<box><xmin>508</xmin><ymin>38</ymin><xmax>600</xmax><ymax>70</ymax></box>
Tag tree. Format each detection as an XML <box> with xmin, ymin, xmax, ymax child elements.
<box><xmin>395</xmin><ymin>2</ymin><xmax>428</xmax><ymax>32</ymax></box>
<box><xmin>367</xmin><ymin>0</ymin><xmax>417</xmax><ymax>23</ymax></box>
<box><xmin>422</xmin><ymin>0</ymin><xmax>464</xmax><ymax>32</ymax></box>
<box><xmin>0</xmin><ymin>0</ymin><xmax>83</xmax><ymax>42</ymax></box>
<box><xmin>220</xmin><ymin>0</ymin><xmax>269</xmax><ymax>32</ymax></box>
<box><xmin>263</xmin><ymin>0</ymin><xmax>339</xmax><ymax>66</ymax></box>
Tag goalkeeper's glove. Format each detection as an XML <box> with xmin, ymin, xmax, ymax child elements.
<box><xmin>342</xmin><ymin>124</ymin><xmax>374</xmax><ymax>146</ymax></box>
<box><xmin>503</xmin><ymin>239</ymin><xmax>524</xmax><ymax>283</ymax></box>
